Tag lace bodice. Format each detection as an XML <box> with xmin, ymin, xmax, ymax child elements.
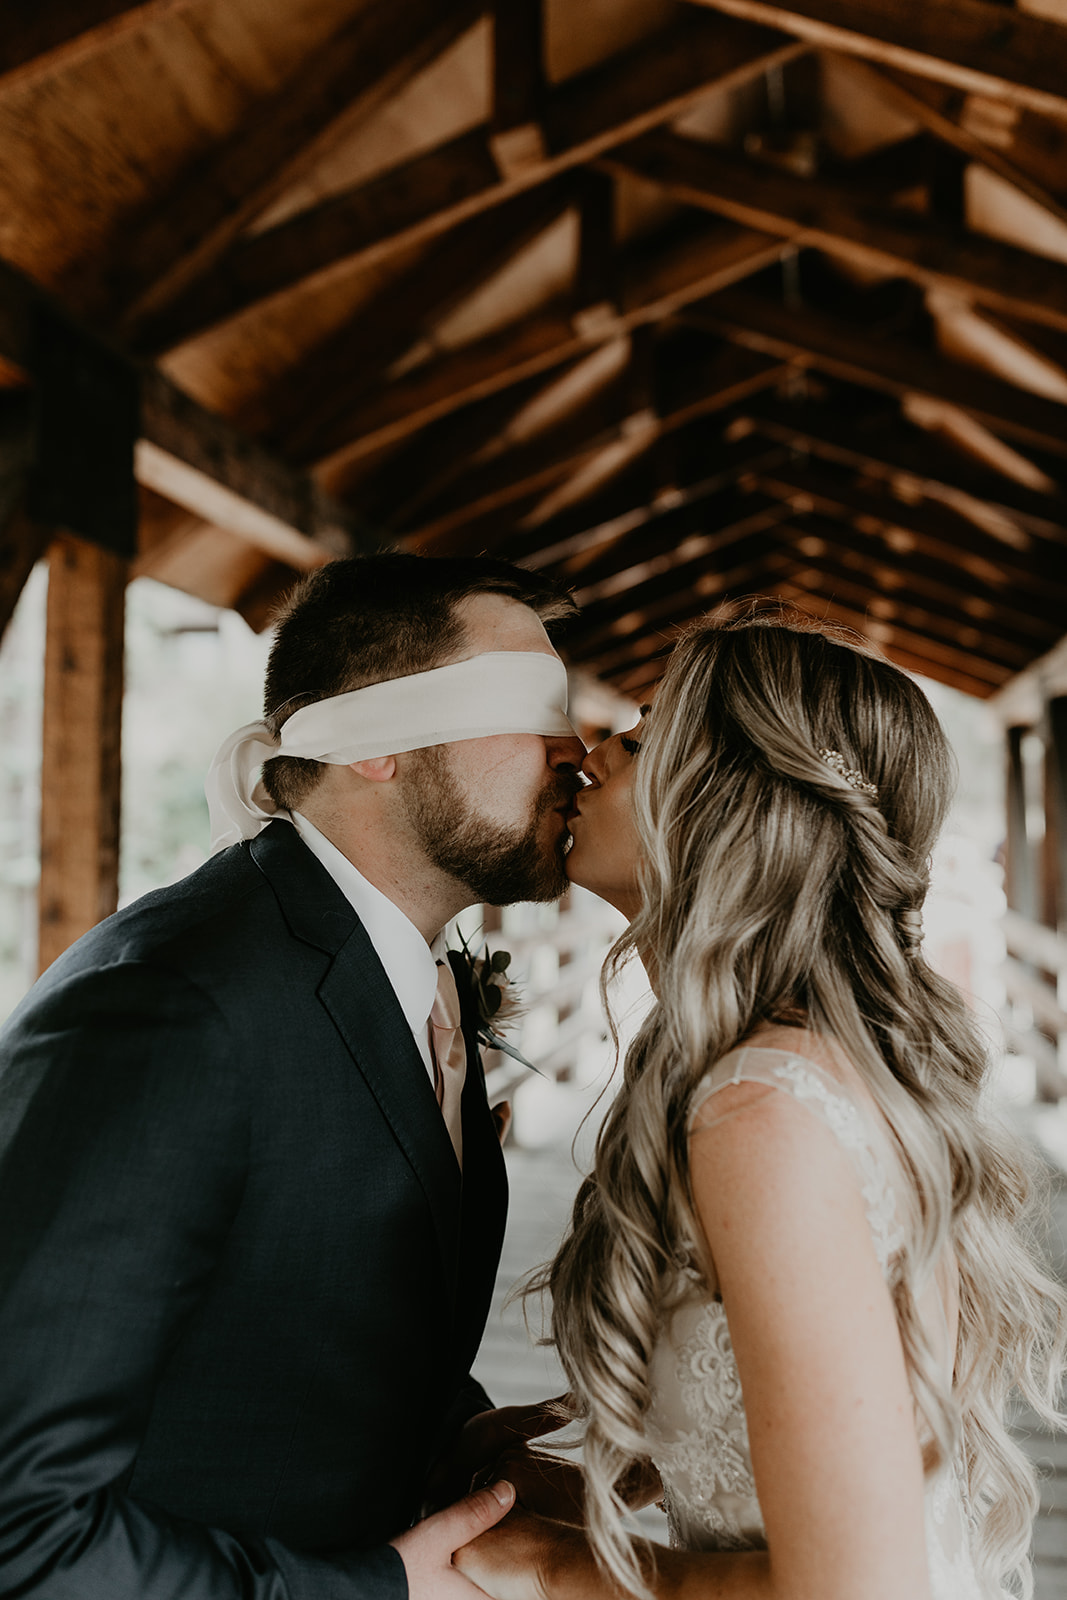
<box><xmin>641</xmin><ymin>1046</ymin><xmax>999</xmax><ymax>1599</ymax></box>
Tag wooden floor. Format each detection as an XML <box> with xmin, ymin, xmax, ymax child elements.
<box><xmin>474</xmin><ymin>1130</ymin><xmax>1067</xmax><ymax>1593</ymax></box>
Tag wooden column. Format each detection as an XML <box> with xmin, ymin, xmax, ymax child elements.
<box><xmin>1005</xmin><ymin>724</ymin><xmax>1037</xmax><ymax>923</ymax></box>
<box><xmin>1048</xmin><ymin>697</ymin><xmax>1067</xmax><ymax>936</ymax></box>
<box><xmin>490</xmin><ymin>0</ymin><xmax>547</xmax><ymax>176</ymax></box>
<box><xmin>38</xmin><ymin>532</ymin><xmax>127</xmax><ymax>973</ymax></box>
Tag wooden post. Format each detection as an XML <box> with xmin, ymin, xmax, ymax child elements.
<box><xmin>1048</xmin><ymin>698</ymin><xmax>1067</xmax><ymax>934</ymax></box>
<box><xmin>38</xmin><ymin>533</ymin><xmax>127</xmax><ymax>973</ymax></box>
<box><xmin>490</xmin><ymin>0</ymin><xmax>548</xmax><ymax>176</ymax></box>
<box><xmin>1005</xmin><ymin>725</ymin><xmax>1037</xmax><ymax>923</ymax></box>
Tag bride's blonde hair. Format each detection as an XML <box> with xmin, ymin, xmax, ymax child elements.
<box><xmin>542</xmin><ymin>611</ymin><xmax>1066</xmax><ymax>1599</ymax></box>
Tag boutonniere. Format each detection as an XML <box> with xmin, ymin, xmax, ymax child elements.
<box><xmin>451</xmin><ymin>932</ymin><xmax>544</xmax><ymax>1075</ymax></box>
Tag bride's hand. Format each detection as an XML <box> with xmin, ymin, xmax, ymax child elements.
<box><xmin>454</xmin><ymin>1506</ymin><xmax>591</xmax><ymax>1600</ymax></box>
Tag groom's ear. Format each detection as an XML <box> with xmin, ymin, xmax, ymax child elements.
<box><xmin>349</xmin><ymin>755</ymin><xmax>397</xmax><ymax>782</ymax></box>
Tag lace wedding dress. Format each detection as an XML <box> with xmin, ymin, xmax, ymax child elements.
<box><xmin>641</xmin><ymin>1045</ymin><xmax>1000</xmax><ymax>1600</ymax></box>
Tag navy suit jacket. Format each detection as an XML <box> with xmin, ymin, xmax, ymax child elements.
<box><xmin>0</xmin><ymin>821</ymin><xmax>508</xmax><ymax>1598</ymax></box>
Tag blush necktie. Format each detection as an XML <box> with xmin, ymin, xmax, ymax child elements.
<box><xmin>429</xmin><ymin>960</ymin><xmax>466</xmax><ymax>1169</ymax></box>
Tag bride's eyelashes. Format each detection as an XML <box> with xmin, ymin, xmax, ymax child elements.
<box><xmin>620</xmin><ymin>735</ymin><xmax>642</xmax><ymax>755</ymax></box>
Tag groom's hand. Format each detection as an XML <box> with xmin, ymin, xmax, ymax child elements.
<box><xmin>423</xmin><ymin>1397</ymin><xmax>571</xmax><ymax>1515</ymax></box>
<box><xmin>391</xmin><ymin>1480</ymin><xmax>515</xmax><ymax>1598</ymax></box>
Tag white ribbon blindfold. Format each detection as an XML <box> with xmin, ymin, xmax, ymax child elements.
<box><xmin>206</xmin><ymin>651</ymin><xmax>576</xmax><ymax>853</ymax></box>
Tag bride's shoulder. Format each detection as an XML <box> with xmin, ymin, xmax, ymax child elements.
<box><xmin>688</xmin><ymin>1028</ymin><xmax>865</xmax><ymax>1137</ymax></box>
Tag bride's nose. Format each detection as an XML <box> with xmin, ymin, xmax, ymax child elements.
<box><xmin>580</xmin><ymin>742</ymin><xmax>608</xmax><ymax>785</ymax></box>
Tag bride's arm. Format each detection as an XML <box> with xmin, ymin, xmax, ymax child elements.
<box><xmin>683</xmin><ymin>1082</ymin><xmax>932</xmax><ymax>1600</ymax></box>
<box><xmin>459</xmin><ymin>1082</ymin><xmax>931</xmax><ymax>1600</ymax></box>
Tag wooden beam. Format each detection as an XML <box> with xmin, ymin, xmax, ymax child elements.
<box><xmin>605</xmin><ymin>130</ymin><xmax>1067</xmax><ymax>337</ymax></box>
<box><xmin>778</xmin><ymin>512</ymin><xmax>1060</xmax><ymax>644</ymax></box>
<box><xmin>751</xmin><ymin>458</ymin><xmax>1067</xmax><ymax>611</ymax></box>
<box><xmin>491</xmin><ymin>0</ymin><xmax>548</xmax><ymax>177</ymax></box>
<box><xmin>405</xmin><ymin>343</ymin><xmax>789</xmax><ymax>549</ymax></box>
<box><xmin>271</xmin><ymin>180</ymin><xmax>577</xmax><ymax>463</ymax></box>
<box><xmin>761</xmin><ymin>547</ymin><xmax>1039</xmax><ymax>671</ymax></box>
<box><xmin>359</xmin><ymin>361</ymin><xmax>588</xmax><ymax>532</ymax></box>
<box><xmin>843</xmin><ymin>59</ymin><xmax>1067</xmax><ymax>236</ymax></box>
<box><xmin>114</xmin><ymin>0</ymin><xmax>481</xmax><ymax>336</ymax></box>
<box><xmin>575</xmin><ymin>544</ymin><xmax>801</xmax><ymax>669</ymax></box>
<box><xmin>502</xmin><ymin>427</ymin><xmax>787</xmax><ymax>572</ymax></box>
<box><xmin>686</xmin><ymin>0</ymin><xmax>1067</xmax><ymax>119</ymax></box>
<box><xmin>596</xmin><ymin>572</ymin><xmax>1011</xmax><ymax>697</ymax></box>
<box><xmin>564</xmin><ymin>498</ymin><xmax>790</xmax><ymax>637</ymax></box>
<box><xmin>684</xmin><ymin>286</ymin><xmax>1067</xmax><ymax>458</ymax></box>
<box><xmin>137</xmin><ymin>368</ymin><xmax>362</xmax><ymax>567</ymax></box>
<box><xmin>740</xmin><ymin>394</ymin><xmax>1067</xmax><ymax>542</ymax></box>
<box><xmin>309</xmin><ymin>222</ymin><xmax>785</xmax><ymax>472</ymax></box>
<box><xmin>574</xmin><ymin>169</ymin><xmax>619</xmax><ymax>323</ymax></box>
<box><xmin>38</xmin><ymin>533</ymin><xmax>126</xmax><ymax>973</ymax></box>
<box><xmin>137</xmin><ymin>10</ymin><xmax>804</xmax><ymax>351</ymax></box>
<box><xmin>0</xmin><ymin>256</ymin><xmax>369</xmax><ymax>567</ymax></box>
<box><xmin>765</xmin><ymin>580</ymin><xmax>1011</xmax><ymax>692</ymax></box>
<box><xmin>0</xmin><ymin>0</ymin><xmax>199</xmax><ymax>96</ymax></box>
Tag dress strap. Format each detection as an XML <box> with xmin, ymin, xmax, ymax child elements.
<box><xmin>688</xmin><ymin>1047</ymin><xmax>905</xmax><ymax>1276</ymax></box>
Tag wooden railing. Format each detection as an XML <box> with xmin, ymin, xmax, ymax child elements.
<box><xmin>480</xmin><ymin>906</ymin><xmax>624</xmax><ymax>1114</ymax></box>
<box><xmin>1002</xmin><ymin>909</ymin><xmax>1067</xmax><ymax>1101</ymax></box>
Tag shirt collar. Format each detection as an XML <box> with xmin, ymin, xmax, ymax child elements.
<box><xmin>291</xmin><ymin>812</ymin><xmax>442</xmax><ymax>1035</ymax></box>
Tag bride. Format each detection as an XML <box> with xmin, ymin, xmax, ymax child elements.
<box><xmin>457</xmin><ymin>613</ymin><xmax>1066</xmax><ymax>1600</ymax></box>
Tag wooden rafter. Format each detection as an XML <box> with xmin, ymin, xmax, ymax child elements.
<box><xmin>134</xmin><ymin>9</ymin><xmax>805</xmax><ymax>353</ymax></box>
<box><xmin>573</xmin><ymin>544</ymin><xmax>801</xmax><ymax>670</ymax></box>
<box><xmin>271</xmin><ymin>180</ymin><xmax>578</xmax><ymax>462</ymax></box>
<box><xmin>778</xmin><ymin>511</ymin><xmax>1060</xmax><ymax>641</ymax></box>
<box><xmin>740</xmin><ymin>394</ymin><xmax>1067</xmax><ymax>542</ymax></box>
<box><xmin>763</xmin><ymin>581</ymin><xmax>1013</xmax><ymax>692</ymax></box>
<box><xmin>604</xmin><ymin>130</ymin><xmax>1067</xmax><ymax>337</ymax></box>
<box><xmin>0</xmin><ymin>0</ymin><xmax>200</xmax><ymax>96</ymax></box>
<box><xmin>751</xmin><ymin>458</ymin><xmax>1067</xmax><ymax>610</ymax></box>
<box><xmin>513</xmin><ymin>430</ymin><xmax>790</xmax><ymax>574</ymax></box>
<box><xmin>764</xmin><ymin>547</ymin><xmax>1043</xmax><ymax>671</ymax></box>
<box><xmin>596</xmin><ymin>568</ymin><xmax>1013</xmax><ymax>699</ymax></box>
<box><xmin>687</xmin><ymin>0</ymin><xmax>1067</xmax><ymax>119</ymax></box>
<box><xmin>685</xmin><ymin>287</ymin><xmax>1067</xmax><ymax>458</ymax></box>
<box><xmin>406</xmin><ymin>344</ymin><xmax>791</xmax><ymax>549</ymax></box>
<box><xmin>307</xmin><ymin>223</ymin><xmax>786</xmax><ymax>472</ymax></box>
<box><xmin>843</xmin><ymin>59</ymin><xmax>1067</xmax><ymax>235</ymax></box>
<box><xmin>564</xmin><ymin>496</ymin><xmax>789</xmax><ymax>625</ymax></box>
<box><xmin>112</xmin><ymin>0</ymin><xmax>482</xmax><ymax>335</ymax></box>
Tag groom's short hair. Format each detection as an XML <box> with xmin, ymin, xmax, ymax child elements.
<box><xmin>261</xmin><ymin>552</ymin><xmax>577</xmax><ymax>812</ymax></box>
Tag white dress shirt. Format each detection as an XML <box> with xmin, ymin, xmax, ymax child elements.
<box><xmin>291</xmin><ymin>812</ymin><xmax>444</xmax><ymax>1084</ymax></box>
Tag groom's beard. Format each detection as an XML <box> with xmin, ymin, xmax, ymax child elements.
<box><xmin>403</xmin><ymin>747</ymin><xmax>574</xmax><ymax>905</ymax></box>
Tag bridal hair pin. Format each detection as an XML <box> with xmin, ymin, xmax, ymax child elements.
<box><xmin>818</xmin><ymin>748</ymin><xmax>879</xmax><ymax>801</ymax></box>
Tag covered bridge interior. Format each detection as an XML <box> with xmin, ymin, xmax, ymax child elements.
<box><xmin>0</xmin><ymin>0</ymin><xmax>1066</xmax><ymax>1055</ymax></box>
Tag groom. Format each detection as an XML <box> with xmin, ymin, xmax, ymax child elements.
<box><xmin>0</xmin><ymin>553</ymin><xmax>585</xmax><ymax>1599</ymax></box>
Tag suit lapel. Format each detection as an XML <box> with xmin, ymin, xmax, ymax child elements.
<box><xmin>250</xmin><ymin>822</ymin><xmax>462</xmax><ymax>1288</ymax></box>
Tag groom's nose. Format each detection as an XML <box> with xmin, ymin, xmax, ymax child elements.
<box><xmin>545</xmin><ymin>733</ymin><xmax>587</xmax><ymax>773</ymax></box>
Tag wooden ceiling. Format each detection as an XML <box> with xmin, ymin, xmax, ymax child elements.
<box><xmin>3</xmin><ymin>0</ymin><xmax>1067</xmax><ymax>699</ymax></box>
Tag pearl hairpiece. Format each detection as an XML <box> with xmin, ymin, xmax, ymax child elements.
<box><xmin>818</xmin><ymin>747</ymin><xmax>879</xmax><ymax>801</ymax></box>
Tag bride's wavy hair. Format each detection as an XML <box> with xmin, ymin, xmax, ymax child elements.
<box><xmin>541</xmin><ymin>610</ymin><xmax>1066</xmax><ymax>1600</ymax></box>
